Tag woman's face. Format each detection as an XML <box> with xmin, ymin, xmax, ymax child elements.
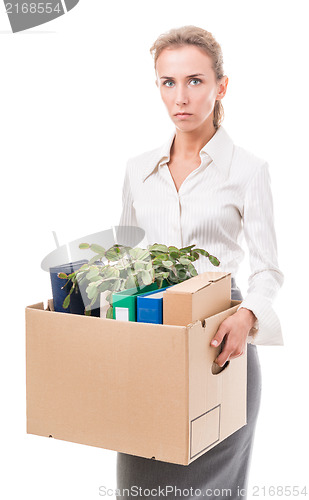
<box><xmin>155</xmin><ymin>45</ymin><xmax>228</xmax><ymax>133</ymax></box>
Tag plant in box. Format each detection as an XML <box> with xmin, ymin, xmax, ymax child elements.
<box><xmin>58</xmin><ymin>242</ymin><xmax>220</xmax><ymax>318</ymax></box>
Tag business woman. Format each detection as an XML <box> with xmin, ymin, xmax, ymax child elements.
<box><xmin>116</xmin><ymin>25</ymin><xmax>284</xmax><ymax>500</ymax></box>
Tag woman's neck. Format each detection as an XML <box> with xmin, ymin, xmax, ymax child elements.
<box><xmin>171</xmin><ymin>123</ymin><xmax>218</xmax><ymax>160</ymax></box>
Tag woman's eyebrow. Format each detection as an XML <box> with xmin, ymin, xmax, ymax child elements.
<box><xmin>160</xmin><ymin>73</ymin><xmax>205</xmax><ymax>79</ymax></box>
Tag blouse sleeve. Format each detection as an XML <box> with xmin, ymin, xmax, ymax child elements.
<box><xmin>117</xmin><ymin>159</ymin><xmax>146</xmax><ymax>249</ymax></box>
<box><xmin>237</xmin><ymin>162</ymin><xmax>284</xmax><ymax>345</ymax></box>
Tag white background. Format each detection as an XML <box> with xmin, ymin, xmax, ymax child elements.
<box><xmin>1</xmin><ymin>1</ymin><xmax>308</xmax><ymax>498</ymax></box>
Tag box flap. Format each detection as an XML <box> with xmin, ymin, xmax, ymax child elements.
<box><xmin>47</xmin><ymin>299</ymin><xmax>54</xmax><ymax>311</ymax></box>
<box><xmin>26</xmin><ymin>302</ymin><xmax>45</xmax><ymax>311</ymax></box>
<box><xmin>164</xmin><ymin>272</ymin><xmax>230</xmax><ymax>294</ymax></box>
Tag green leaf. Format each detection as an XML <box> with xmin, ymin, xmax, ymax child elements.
<box><xmin>168</xmin><ymin>271</ymin><xmax>179</xmax><ymax>283</ymax></box>
<box><xmin>93</xmin><ymin>276</ymin><xmax>104</xmax><ymax>283</ymax></box>
<box><xmin>98</xmin><ymin>278</ymin><xmax>118</xmax><ymax>293</ymax></box>
<box><xmin>76</xmin><ymin>271</ymin><xmax>87</xmax><ymax>282</ymax></box>
<box><xmin>184</xmin><ymin>255</ymin><xmax>195</xmax><ymax>261</ymax></box>
<box><xmin>90</xmin><ymin>293</ymin><xmax>99</xmax><ymax>306</ymax></box>
<box><xmin>125</xmin><ymin>275</ymin><xmax>137</xmax><ymax>289</ymax></box>
<box><xmin>188</xmin><ymin>263</ymin><xmax>198</xmax><ymax>276</ymax></box>
<box><xmin>152</xmin><ymin>257</ymin><xmax>164</xmax><ymax>265</ymax></box>
<box><xmin>86</xmin><ymin>267</ymin><xmax>100</xmax><ymax>280</ymax></box>
<box><xmin>85</xmin><ymin>304</ymin><xmax>92</xmax><ymax>315</ymax></box>
<box><xmin>156</xmin><ymin>276</ymin><xmax>163</xmax><ymax>289</ymax></box>
<box><xmin>208</xmin><ymin>255</ymin><xmax>220</xmax><ymax>266</ymax></box>
<box><xmin>169</xmin><ymin>251</ymin><xmax>179</xmax><ymax>260</ymax></box>
<box><xmin>150</xmin><ymin>251</ymin><xmax>165</xmax><ymax>258</ymax></box>
<box><xmin>149</xmin><ymin>243</ymin><xmax>169</xmax><ymax>253</ymax></box>
<box><xmin>106</xmin><ymin>306</ymin><xmax>113</xmax><ymax>319</ymax></box>
<box><xmin>162</xmin><ymin>260</ymin><xmax>173</xmax><ymax>268</ymax></box>
<box><xmin>180</xmin><ymin>244</ymin><xmax>196</xmax><ymax>252</ymax></box>
<box><xmin>129</xmin><ymin>247</ymin><xmax>151</xmax><ymax>261</ymax></box>
<box><xmin>191</xmin><ymin>251</ymin><xmax>200</xmax><ymax>260</ymax></box>
<box><xmin>194</xmin><ymin>248</ymin><xmax>209</xmax><ymax>258</ymax></box>
<box><xmin>134</xmin><ymin>261</ymin><xmax>146</xmax><ymax>271</ymax></box>
<box><xmin>78</xmin><ymin>263</ymin><xmax>90</xmax><ymax>271</ymax></box>
<box><xmin>179</xmin><ymin>256</ymin><xmax>192</xmax><ymax>265</ymax></box>
<box><xmin>87</xmin><ymin>283</ymin><xmax>99</xmax><ymax>299</ymax></box>
<box><xmin>90</xmin><ymin>243</ymin><xmax>106</xmax><ymax>254</ymax></box>
<box><xmin>62</xmin><ymin>294</ymin><xmax>70</xmax><ymax>309</ymax></box>
<box><xmin>79</xmin><ymin>243</ymin><xmax>90</xmax><ymax>249</ymax></box>
<box><xmin>57</xmin><ymin>272</ymin><xmax>68</xmax><ymax>279</ymax></box>
<box><xmin>105</xmin><ymin>266</ymin><xmax>120</xmax><ymax>278</ymax></box>
<box><xmin>168</xmin><ymin>245</ymin><xmax>179</xmax><ymax>253</ymax></box>
<box><xmin>145</xmin><ymin>261</ymin><xmax>153</xmax><ymax>271</ymax></box>
<box><xmin>161</xmin><ymin>271</ymin><xmax>170</xmax><ymax>278</ymax></box>
<box><xmin>177</xmin><ymin>268</ymin><xmax>187</xmax><ymax>280</ymax></box>
<box><xmin>140</xmin><ymin>270</ymin><xmax>153</xmax><ymax>286</ymax></box>
<box><xmin>105</xmin><ymin>248</ymin><xmax>120</xmax><ymax>261</ymax></box>
<box><xmin>97</xmin><ymin>281</ymin><xmax>110</xmax><ymax>293</ymax></box>
<box><xmin>88</xmin><ymin>254</ymin><xmax>103</xmax><ymax>265</ymax></box>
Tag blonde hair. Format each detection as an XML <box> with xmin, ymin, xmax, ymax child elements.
<box><xmin>150</xmin><ymin>25</ymin><xmax>225</xmax><ymax>130</ymax></box>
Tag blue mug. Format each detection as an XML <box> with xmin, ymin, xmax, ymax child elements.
<box><xmin>49</xmin><ymin>260</ymin><xmax>88</xmax><ymax>314</ymax></box>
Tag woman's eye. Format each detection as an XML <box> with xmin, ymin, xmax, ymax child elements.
<box><xmin>162</xmin><ymin>79</ymin><xmax>201</xmax><ymax>87</ymax></box>
<box><xmin>163</xmin><ymin>81</ymin><xmax>174</xmax><ymax>87</ymax></box>
<box><xmin>190</xmin><ymin>78</ymin><xmax>201</xmax><ymax>85</ymax></box>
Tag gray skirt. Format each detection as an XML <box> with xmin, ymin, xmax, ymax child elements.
<box><xmin>116</xmin><ymin>279</ymin><xmax>262</xmax><ymax>500</ymax></box>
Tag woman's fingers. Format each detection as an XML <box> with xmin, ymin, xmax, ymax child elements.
<box><xmin>210</xmin><ymin>312</ymin><xmax>250</xmax><ymax>367</ymax></box>
<box><xmin>214</xmin><ymin>340</ymin><xmax>244</xmax><ymax>367</ymax></box>
<box><xmin>210</xmin><ymin>320</ymin><xmax>228</xmax><ymax>348</ymax></box>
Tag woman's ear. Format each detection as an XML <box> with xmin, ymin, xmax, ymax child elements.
<box><xmin>216</xmin><ymin>75</ymin><xmax>229</xmax><ymax>100</ymax></box>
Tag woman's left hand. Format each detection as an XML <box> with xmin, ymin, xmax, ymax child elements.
<box><xmin>210</xmin><ymin>308</ymin><xmax>257</xmax><ymax>367</ymax></box>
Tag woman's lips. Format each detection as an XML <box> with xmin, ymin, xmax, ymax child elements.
<box><xmin>175</xmin><ymin>113</ymin><xmax>192</xmax><ymax>119</ymax></box>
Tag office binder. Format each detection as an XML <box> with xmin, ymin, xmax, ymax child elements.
<box><xmin>136</xmin><ymin>286</ymin><xmax>174</xmax><ymax>324</ymax></box>
<box><xmin>112</xmin><ymin>280</ymin><xmax>169</xmax><ymax>322</ymax></box>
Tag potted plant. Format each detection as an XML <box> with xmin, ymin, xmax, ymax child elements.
<box><xmin>58</xmin><ymin>242</ymin><xmax>220</xmax><ymax>318</ymax></box>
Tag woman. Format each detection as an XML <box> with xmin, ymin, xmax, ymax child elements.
<box><xmin>116</xmin><ymin>26</ymin><xmax>284</xmax><ymax>500</ymax></box>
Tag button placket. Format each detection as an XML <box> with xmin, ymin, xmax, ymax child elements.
<box><xmin>159</xmin><ymin>163</ymin><xmax>183</xmax><ymax>248</ymax></box>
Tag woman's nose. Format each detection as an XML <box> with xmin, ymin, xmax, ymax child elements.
<box><xmin>175</xmin><ymin>86</ymin><xmax>189</xmax><ymax>105</ymax></box>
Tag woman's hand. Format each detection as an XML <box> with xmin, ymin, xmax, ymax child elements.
<box><xmin>210</xmin><ymin>308</ymin><xmax>257</xmax><ymax>367</ymax></box>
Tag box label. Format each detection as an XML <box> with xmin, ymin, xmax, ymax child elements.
<box><xmin>115</xmin><ymin>307</ymin><xmax>129</xmax><ymax>321</ymax></box>
<box><xmin>190</xmin><ymin>405</ymin><xmax>221</xmax><ymax>459</ymax></box>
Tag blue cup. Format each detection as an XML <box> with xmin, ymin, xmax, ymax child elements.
<box><xmin>49</xmin><ymin>260</ymin><xmax>88</xmax><ymax>313</ymax></box>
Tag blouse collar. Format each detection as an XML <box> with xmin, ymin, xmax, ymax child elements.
<box><xmin>142</xmin><ymin>125</ymin><xmax>234</xmax><ymax>182</ymax></box>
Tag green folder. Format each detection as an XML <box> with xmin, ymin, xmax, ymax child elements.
<box><xmin>112</xmin><ymin>279</ymin><xmax>169</xmax><ymax>321</ymax></box>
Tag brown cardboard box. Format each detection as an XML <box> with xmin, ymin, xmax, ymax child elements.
<box><xmin>25</xmin><ymin>296</ymin><xmax>247</xmax><ymax>466</ymax></box>
<box><xmin>163</xmin><ymin>271</ymin><xmax>231</xmax><ymax>326</ymax></box>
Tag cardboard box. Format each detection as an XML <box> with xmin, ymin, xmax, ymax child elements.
<box><xmin>25</xmin><ymin>297</ymin><xmax>247</xmax><ymax>466</ymax></box>
<box><xmin>163</xmin><ymin>271</ymin><xmax>231</xmax><ymax>326</ymax></box>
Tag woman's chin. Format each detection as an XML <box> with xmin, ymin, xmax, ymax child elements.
<box><xmin>172</xmin><ymin>120</ymin><xmax>199</xmax><ymax>133</ymax></box>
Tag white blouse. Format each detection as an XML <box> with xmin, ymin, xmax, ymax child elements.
<box><xmin>118</xmin><ymin>125</ymin><xmax>284</xmax><ymax>346</ymax></box>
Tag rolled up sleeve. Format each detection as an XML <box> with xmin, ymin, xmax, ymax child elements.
<box><xmin>238</xmin><ymin>162</ymin><xmax>284</xmax><ymax>345</ymax></box>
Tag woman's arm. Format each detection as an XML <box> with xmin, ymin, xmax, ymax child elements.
<box><xmin>238</xmin><ymin>161</ymin><xmax>284</xmax><ymax>338</ymax></box>
<box><xmin>211</xmin><ymin>161</ymin><xmax>284</xmax><ymax>365</ymax></box>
